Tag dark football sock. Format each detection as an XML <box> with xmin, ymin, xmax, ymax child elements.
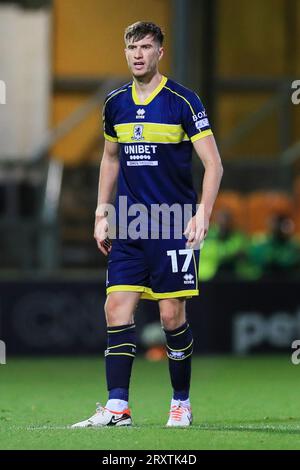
<box><xmin>164</xmin><ymin>321</ymin><xmax>193</xmax><ymax>401</ymax></box>
<box><xmin>105</xmin><ymin>324</ymin><xmax>136</xmax><ymax>401</ymax></box>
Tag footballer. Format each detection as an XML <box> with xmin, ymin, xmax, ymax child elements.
<box><xmin>72</xmin><ymin>21</ymin><xmax>223</xmax><ymax>428</ymax></box>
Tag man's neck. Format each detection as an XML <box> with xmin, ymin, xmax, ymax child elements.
<box><xmin>133</xmin><ymin>72</ymin><xmax>163</xmax><ymax>103</ymax></box>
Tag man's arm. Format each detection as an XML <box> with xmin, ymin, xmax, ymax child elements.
<box><xmin>184</xmin><ymin>135</ymin><xmax>223</xmax><ymax>248</ymax></box>
<box><xmin>94</xmin><ymin>140</ymin><xmax>119</xmax><ymax>255</ymax></box>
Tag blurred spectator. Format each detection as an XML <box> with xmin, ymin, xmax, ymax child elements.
<box><xmin>248</xmin><ymin>214</ymin><xmax>300</xmax><ymax>280</ymax></box>
<box><xmin>199</xmin><ymin>209</ymin><xmax>249</xmax><ymax>280</ymax></box>
<box><xmin>140</xmin><ymin>322</ymin><xmax>166</xmax><ymax>362</ymax></box>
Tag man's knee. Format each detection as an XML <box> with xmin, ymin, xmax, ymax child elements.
<box><xmin>105</xmin><ymin>292</ymin><xmax>140</xmax><ymax>326</ymax></box>
<box><xmin>159</xmin><ymin>299</ymin><xmax>186</xmax><ymax>330</ymax></box>
<box><xmin>105</xmin><ymin>295</ymin><xmax>122</xmax><ymax>325</ymax></box>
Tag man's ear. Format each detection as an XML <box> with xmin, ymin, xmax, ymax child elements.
<box><xmin>158</xmin><ymin>47</ymin><xmax>164</xmax><ymax>61</ymax></box>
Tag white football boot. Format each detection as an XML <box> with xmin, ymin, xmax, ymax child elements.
<box><xmin>166</xmin><ymin>402</ymin><xmax>192</xmax><ymax>427</ymax></box>
<box><xmin>71</xmin><ymin>403</ymin><xmax>132</xmax><ymax>428</ymax></box>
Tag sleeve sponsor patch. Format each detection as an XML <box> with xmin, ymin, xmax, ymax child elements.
<box><xmin>195</xmin><ymin>118</ymin><xmax>209</xmax><ymax>131</ymax></box>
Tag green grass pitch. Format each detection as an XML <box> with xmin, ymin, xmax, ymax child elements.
<box><xmin>0</xmin><ymin>355</ymin><xmax>300</xmax><ymax>450</ymax></box>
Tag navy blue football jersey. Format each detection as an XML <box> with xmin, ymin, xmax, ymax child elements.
<box><xmin>103</xmin><ymin>76</ymin><xmax>212</xmax><ymax>300</ymax></box>
<box><xmin>103</xmin><ymin>76</ymin><xmax>213</xmax><ymax>215</ymax></box>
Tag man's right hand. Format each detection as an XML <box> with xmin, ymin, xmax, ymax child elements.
<box><xmin>94</xmin><ymin>216</ymin><xmax>112</xmax><ymax>256</ymax></box>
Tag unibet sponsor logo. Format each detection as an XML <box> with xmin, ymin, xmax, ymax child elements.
<box><xmin>129</xmin><ymin>155</ymin><xmax>151</xmax><ymax>160</ymax></box>
<box><xmin>125</xmin><ymin>144</ymin><xmax>158</xmax><ymax>167</ymax></box>
<box><xmin>125</xmin><ymin>144</ymin><xmax>157</xmax><ymax>155</ymax></box>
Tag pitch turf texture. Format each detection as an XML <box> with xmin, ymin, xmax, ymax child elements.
<box><xmin>0</xmin><ymin>356</ymin><xmax>299</xmax><ymax>450</ymax></box>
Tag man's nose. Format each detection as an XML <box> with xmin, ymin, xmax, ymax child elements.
<box><xmin>134</xmin><ymin>47</ymin><xmax>143</xmax><ymax>59</ymax></box>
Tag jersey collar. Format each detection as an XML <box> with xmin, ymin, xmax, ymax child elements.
<box><xmin>131</xmin><ymin>75</ymin><xmax>168</xmax><ymax>105</ymax></box>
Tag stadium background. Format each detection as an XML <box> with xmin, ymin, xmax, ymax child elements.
<box><xmin>1</xmin><ymin>0</ymin><xmax>300</xmax><ymax>450</ymax></box>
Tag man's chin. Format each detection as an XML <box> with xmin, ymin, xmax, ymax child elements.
<box><xmin>132</xmin><ymin>70</ymin><xmax>148</xmax><ymax>79</ymax></box>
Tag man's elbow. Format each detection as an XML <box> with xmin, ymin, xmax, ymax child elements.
<box><xmin>214</xmin><ymin>158</ymin><xmax>223</xmax><ymax>181</ymax></box>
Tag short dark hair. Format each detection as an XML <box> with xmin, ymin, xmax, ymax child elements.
<box><xmin>124</xmin><ymin>21</ymin><xmax>164</xmax><ymax>46</ymax></box>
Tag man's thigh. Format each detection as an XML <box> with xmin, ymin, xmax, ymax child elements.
<box><xmin>106</xmin><ymin>238</ymin><xmax>150</xmax><ymax>295</ymax></box>
<box><xmin>105</xmin><ymin>291</ymin><xmax>142</xmax><ymax>326</ymax></box>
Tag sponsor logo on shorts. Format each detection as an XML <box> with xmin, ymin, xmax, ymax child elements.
<box><xmin>183</xmin><ymin>273</ymin><xmax>194</xmax><ymax>284</ymax></box>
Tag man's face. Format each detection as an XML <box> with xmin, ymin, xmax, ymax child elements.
<box><xmin>125</xmin><ymin>34</ymin><xmax>163</xmax><ymax>78</ymax></box>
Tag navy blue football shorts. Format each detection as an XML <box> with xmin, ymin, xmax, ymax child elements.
<box><xmin>106</xmin><ymin>236</ymin><xmax>200</xmax><ymax>301</ymax></box>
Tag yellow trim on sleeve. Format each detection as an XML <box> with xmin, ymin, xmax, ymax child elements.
<box><xmin>191</xmin><ymin>129</ymin><xmax>213</xmax><ymax>143</ymax></box>
<box><xmin>106</xmin><ymin>285</ymin><xmax>199</xmax><ymax>301</ymax></box>
<box><xmin>132</xmin><ymin>76</ymin><xmax>168</xmax><ymax>105</ymax></box>
<box><xmin>104</xmin><ymin>132</ymin><xmax>118</xmax><ymax>142</ymax></box>
<box><xmin>163</xmin><ymin>86</ymin><xmax>213</xmax><ymax>142</ymax></box>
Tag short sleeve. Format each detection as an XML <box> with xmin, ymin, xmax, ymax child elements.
<box><xmin>102</xmin><ymin>99</ymin><xmax>118</xmax><ymax>143</ymax></box>
<box><xmin>181</xmin><ymin>92</ymin><xmax>213</xmax><ymax>143</ymax></box>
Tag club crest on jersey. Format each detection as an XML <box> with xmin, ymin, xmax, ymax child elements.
<box><xmin>132</xmin><ymin>124</ymin><xmax>144</xmax><ymax>141</ymax></box>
